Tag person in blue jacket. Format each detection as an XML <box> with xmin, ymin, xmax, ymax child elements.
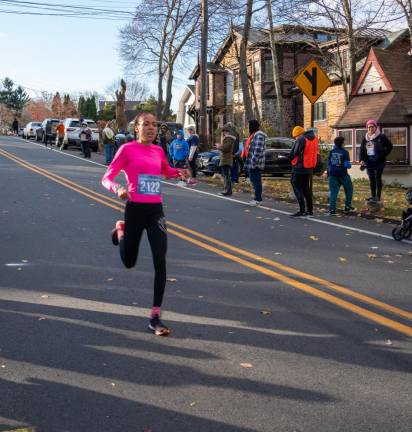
<box><xmin>169</xmin><ymin>130</ymin><xmax>189</xmax><ymax>168</ymax></box>
<box><xmin>325</xmin><ymin>136</ymin><xmax>354</xmax><ymax>216</ymax></box>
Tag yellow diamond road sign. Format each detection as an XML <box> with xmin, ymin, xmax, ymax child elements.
<box><xmin>293</xmin><ymin>59</ymin><xmax>331</xmax><ymax>104</ymax></box>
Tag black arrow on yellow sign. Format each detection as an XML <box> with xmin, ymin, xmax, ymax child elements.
<box><xmin>303</xmin><ymin>67</ymin><xmax>317</xmax><ymax>96</ymax></box>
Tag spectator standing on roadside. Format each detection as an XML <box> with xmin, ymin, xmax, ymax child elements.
<box><xmin>12</xmin><ymin>118</ymin><xmax>18</xmax><ymax>135</ymax></box>
<box><xmin>244</xmin><ymin>119</ymin><xmax>266</xmax><ymax>206</ymax></box>
<box><xmin>158</xmin><ymin>123</ymin><xmax>172</xmax><ymax>158</ymax></box>
<box><xmin>216</xmin><ymin>123</ymin><xmax>235</xmax><ymax>196</ymax></box>
<box><xmin>186</xmin><ymin>126</ymin><xmax>199</xmax><ymax>185</ymax></box>
<box><xmin>227</xmin><ymin>123</ymin><xmax>240</xmax><ymax>183</ymax></box>
<box><xmin>79</xmin><ymin>121</ymin><xmax>92</xmax><ymax>159</ymax></box>
<box><xmin>169</xmin><ymin>129</ymin><xmax>189</xmax><ymax>168</ymax></box>
<box><xmin>102</xmin><ymin>122</ymin><xmax>116</xmax><ymax>165</ymax></box>
<box><xmin>324</xmin><ymin>136</ymin><xmax>354</xmax><ymax>216</ymax></box>
<box><xmin>289</xmin><ymin>126</ymin><xmax>318</xmax><ymax>217</ymax></box>
<box><xmin>359</xmin><ymin>119</ymin><xmax>393</xmax><ymax>203</ymax></box>
<box><xmin>56</xmin><ymin>120</ymin><xmax>65</xmax><ymax>150</ymax></box>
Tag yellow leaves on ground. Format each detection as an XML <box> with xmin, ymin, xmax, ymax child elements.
<box><xmin>240</xmin><ymin>363</ymin><xmax>253</xmax><ymax>369</ymax></box>
<box><xmin>309</xmin><ymin>235</ymin><xmax>319</xmax><ymax>241</ymax></box>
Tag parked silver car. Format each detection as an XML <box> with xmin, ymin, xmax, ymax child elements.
<box><xmin>23</xmin><ymin>122</ymin><xmax>42</xmax><ymax>139</ymax></box>
<box><xmin>62</xmin><ymin>118</ymin><xmax>99</xmax><ymax>152</ymax></box>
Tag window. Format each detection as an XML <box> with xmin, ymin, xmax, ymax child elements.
<box><xmin>338</xmin><ymin>130</ymin><xmax>353</xmax><ymax>161</ymax></box>
<box><xmin>355</xmin><ymin>129</ymin><xmax>366</xmax><ymax>161</ymax></box>
<box><xmin>383</xmin><ymin>127</ymin><xmax>408</xmax><ymax>164</ymax></box>
<box><xmin>253</xmin><ymin>60</ymin><xmax>260</xmax><ymax>82</ymax></box>
<box><xmin>264</xmin><ymin>58</ymin><xmax>273</xmax><ymax>81</ymax></box>
<box><xmin>314</xmin><ymin>102</ymin><xmax>326</xmax><ymax>121</ymax></box>
<box><xmin>315</xmin><ymin>33</ymin><xmax>329</xmax><ymax>42</ymax></box>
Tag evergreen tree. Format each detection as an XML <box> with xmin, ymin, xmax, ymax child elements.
<box><xmin>88</xmin><ymin>95</ymin><xmax>97</xmax><ymax>120</ymax></box>
<box><xmin>0</xmin><ymin>77</ymin><xmax>30</xmax><ymax>114</ymax></box>
<box><xmin>78</xmin><ymin>96</ymin><xmax>86</xmax><ymax>118</ymax></box>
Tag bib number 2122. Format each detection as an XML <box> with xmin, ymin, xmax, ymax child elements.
<box><xmin>138</xmin><ymin>175</ymin><xmax>161</xmax><ymax>195</ymax></box>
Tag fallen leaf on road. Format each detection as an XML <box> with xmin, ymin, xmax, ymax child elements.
<box><xmin>387</xmin><ymin>261</ymin><xmax>394</xmax><ymax>264</ymax></box>
<box><xmin>244</xmin><ymin>209</ymin><xmax>250</xmax><ymax>213</ymax></box>
<box><xmin>1</xmin><ymin>364</ymin><xmax>6</xmax><ymax>368</ymax></box>
<box><xmin>256</xmin><ymin>216</ymin><xmax>263</xmax><ymax>219</ymax></box>
<box><xmin>375</xmin><ymin>219</ymin><xmax>383</xmax><ymax>223</ymax></box>
<box><xmin>309</xmin><ymin>236</ymin><xmax>319</xmax><ymax>241</ymax></box>
<box><xmin>367</xmin><ymin>253</ymin><xmax>377</xmax><ymax>259</ymax></box>
<box><xmin>260</xmin><ymin>310</ymin><xmax>271</xmax><ymax>315</ymax></box>
<box><xmin>190</xmin><ymin>402</ymin><xmax>197</xmax><ymax>407</ymax></box>
<box><xmin>107</xmin><ymin>278</ymin><xmax>113</xmax><ymax>281</ymax></box>
<box><xmin>167</xmin><ymin>278</ymin><xmax>177</xmax><ymax>282</ymax></box>
<box><xmin>274</xmin><ymin>252</ymin><xmax>282</xmax><ymax>256</ymax></box>
<box><xmin>408</xmin><ymin>251</ymin><xmax>412</xmax><ymax>256</ymax></box>
<box><xmin>40</xmin><ymin>295</ymin><xmax>49</xmax><ymax>299</ymax></box>
<box><xmin>370</xmin><ymin>246</ymin><xmax>379</xmax><ymax>250</ymax></box>
<box><xmin>395</xmin><ymin>254</ymin><xmax>403</xmax><ymax>258</ymax></box>
<box><xmin>240</xmin><ymin>363</ymin><xmax>253</xmax><ymax>368</ymax></box>
<box><xmin>198</xmin><ymin>296</ymin><xmax>204</xmax><ymax>299</ymax></box>
<box><xmin>21</xmin><ymin>259</ymin><xmax>28</xmax><ymax>263</ymax></box>
<box><xmin>338</xmin><ymin>257</ymin><xmax>347</xmax><ymax>262</ymax></box>
<box><xmin>385</xmin><ymin>339</ymin><xmax>393</xmax><ymax>346</ymax></box>
<box><xmin>17</xmin><ymin>267</ymin><xmax>22</xmax><ymax>271</ymax></box>
<box><xmin>273</xmin><ymin>217</ymin><xmax>280</xmax><ymax>221</ymax></box>
<box><xmin>38</xmin><ymin>317</ymin><xmax>47</xmax><ymax>321</ymax></box>
<box><xmin>111</xmin><ymin>382</ymin><xmax>116</xmax><ymax>387</ymax></box>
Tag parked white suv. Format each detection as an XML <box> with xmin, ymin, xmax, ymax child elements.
<box><xmin>62</xmin><ymin>118</ymin><xmax>99</xmax><ymax>152</ymax></box>
<box><xmin>23</xmin><ymin>122</ymin><xmax>42</xmax><ymax>139</ymax></box>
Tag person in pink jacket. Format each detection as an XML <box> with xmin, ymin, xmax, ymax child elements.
<box><xmin>102</xmin><ymin>112</ymin><xmax>189</xmax><ymax>336</ymax></box>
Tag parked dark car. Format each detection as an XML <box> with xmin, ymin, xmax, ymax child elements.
<box><xmin>197</xmin><ymin>137</ymin><xmax>294</xmax><ymax>176</ymax></box>
<box><xmin>36</xmin><ymin>118</ymin><xmax>60</xmax><ymax>144</ymax></box>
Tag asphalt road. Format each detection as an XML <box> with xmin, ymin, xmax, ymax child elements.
<box><xmin>0</xmin><ymin>136</ymin><xmax>411</xmax><ymax>432</ymax></box>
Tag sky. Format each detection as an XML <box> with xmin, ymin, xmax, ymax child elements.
<box><xmin>0</xmin><ymin>1</ymin><xmax>193</xmax><ymax>111</ymax></box>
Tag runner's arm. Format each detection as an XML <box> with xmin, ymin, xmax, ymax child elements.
<box><xmin>102</xmin><ymin>146</ymin><xmax>126</xmax><ymax>192</ymax></box>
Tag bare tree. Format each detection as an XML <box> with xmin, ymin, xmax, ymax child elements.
<box><xmin>393</xmin><ymin>0</ymin><xmax>412</xmax><ymax>47</ymax></box>
<box><xmin>105</xmin><ymin>78</ymin><xmax>149</xmax><ymax>102</ymax></box>
<box><xmin>307</xmin><ymin>0</ymin><xmax>393</xmax><ymax>104</ymax></box>
<box><xmin>120</xmin><ymin>0</ymin><xmax>201</xmax><ymax>120</ymax></box>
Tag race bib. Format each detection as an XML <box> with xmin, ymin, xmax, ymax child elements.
<box><xmin>138</xmin><ymin>174</ymin><xmax>161</xmax><ymax>195</ymax></box>
<box><xmin>366</xmin><ymin>142</ymin><xmax>375</xmax><ymax>156</ymax></box>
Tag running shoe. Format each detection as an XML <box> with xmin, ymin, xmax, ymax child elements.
<box><xmin>326</xmin><ymin>210</ymin><xmax>336</xmax><ymax>216</ymax></box>
<box><xmin>186</xmin><ymin>178</ymin><xmax>197</xmax><ymax>186</ymax></box>
<box><xmin>305</xmin><ymin>211</ymin><xmax>314</xmax><ymax>218</ymax></box>
<box><xmin>344</xmin><ymin>206</ymin><xmax>354</xmax><ymax>214</ymax></box>
<box><xmin>177</xmin><ymin>180</ymin><xmax>187</xmax><ymax>187</ymax></box>
<box><xmin>111</xmin><ymin>220</ymin><xmax>125</xmax><ymax>246</ymax></box>
<box><xmin>248</xmin><ymin>200</ymin><xmax>261</xmax><ymax>206</ymax></box>
<box><xmin>290</xmin><ymin>211</ymin><xmax>305</xmax><ymax>217</ymax></box>
<box><xmin>148</xmin><ymin>316</ymin><xmax>171</xmax><ymax>336</ymax></box>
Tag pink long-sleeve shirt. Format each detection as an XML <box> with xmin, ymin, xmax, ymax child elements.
<box><xmin>102</xmin><ymin>141</ymin><xmax>180</xmax><ymax>204</ymax></box>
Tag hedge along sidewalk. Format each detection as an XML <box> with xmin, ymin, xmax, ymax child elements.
<box><xmin>199</xmin><ymin>175</ymin><xmax>408</xmax><ymax>221</ymax></box>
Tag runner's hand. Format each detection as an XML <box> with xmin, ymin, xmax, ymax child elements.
<box><xmin>117</xmin><ymin>186</ymin><xmax>129</xmax><ymax>200</ymax></box>
<box><xmin>178</xmin><ymin>169</ymin><xmax>190</xmax><ymax>180</ymax></box>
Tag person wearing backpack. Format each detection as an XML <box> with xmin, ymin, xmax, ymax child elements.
<box><xmin>289</xmin><ymin>126</ymin><xmax>318</xmax><ymax>217</ymax></box>
<box><xmin>324</xmin><ymin>136</ymin><xmax>354</xmax><ymax>216</ymax></box>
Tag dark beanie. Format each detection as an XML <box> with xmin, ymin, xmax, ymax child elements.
<box><xmin>249</xmin><ymin>119</ymin><xmax>260</xmax><ymax>135</ymax></box>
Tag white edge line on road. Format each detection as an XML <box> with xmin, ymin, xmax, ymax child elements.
<box><xmin>11</xmin><ymin>137</ymin><xmax>411</xmax><ymax>244</ymax></box>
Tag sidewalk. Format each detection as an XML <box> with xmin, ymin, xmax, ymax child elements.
<box><xmin>198</xmin><ymin>174</ymin><xmax>408</xmax><ymax>222</ymax></box>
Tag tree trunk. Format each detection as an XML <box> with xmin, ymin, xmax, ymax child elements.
<box><xmin>266</xmin><ymin>0</ymin><xmax>286</xmax><ymax>136</ymax></box>
<box><xmin>239</xmin><ymin>0</ymin><xmax>254</xmax><ymax>125</ymax></box>
<box><xmin>163</xmin><ymin>65</ymin><xmax>174</xmax><ymax>119</ymax></box>
<box><xmin>115</xmin><ymin>79</ymin><xmax>127</xmax><ymax>131</ymax></box>
<box><xmin>248</xmin><ymin>75</ymin><xmax>261</xmax><ymax>123</ymax></box>
<box><xmin>342</xmin><ymin>0</ymin><xmax>356</xmax><ymax>100</ymax></box>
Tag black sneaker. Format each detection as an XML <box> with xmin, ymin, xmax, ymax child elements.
<box><xmin>344</xmin><ymin>206</ymin><xmax>354</xmax><ymax>214</ymax></box>
<box><xmin>290</xmin><ymin>211</ymin><xmax>305</xmax><ymax>217</ymax></box>
<box><xmin>148</xmin><ymin>316</ymin><xmax>171</xmax><ymax>336</ymax></box>
<box><xmin>305</xmin><ymin>211</ymin><xmax>314</xmax><ymax>218</ymax></box>
<box><xmin>327</xmin><ymin>210</ymin><xmax>336</xmax><ymax>216</ymax></box>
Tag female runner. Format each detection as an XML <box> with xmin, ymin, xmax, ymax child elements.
<box><xmin>102</xmin><ymin>112</ymin><xmax>189</xmax><ymax>335</ymax></box>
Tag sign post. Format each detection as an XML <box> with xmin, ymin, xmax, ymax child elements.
<box><xmin>293</xmin><ymin>59</ymin><xmax>332</xmax><ymax>128</ymax></box>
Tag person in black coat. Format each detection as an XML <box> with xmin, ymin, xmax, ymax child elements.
<box><xmin>359</xmin><ymin>119</ymin><xmax>393</xmax><ymax>202</ymax></box>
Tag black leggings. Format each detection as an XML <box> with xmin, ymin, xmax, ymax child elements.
<box><xmin>291</xmin><ymin>173</ymin><xmax>313</xmax><ymax>213</ymax></box>
<box><xmin>120</xmin><ymin>202</ymin><xmax>167</xmax><ymax>308</ymax></box>
<box><xmin>367</xmin><ymin>167</ymin><xmax>384</xmax><ymax>200</ymax></box>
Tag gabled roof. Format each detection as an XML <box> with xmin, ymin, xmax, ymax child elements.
<box><xmin>335</xmin><ymin>48</ymin><xmax>412</xmax><ymax>127</ymax></box>
<box><xmin>378</xmin><ymin>29</ymin><xmax>409</xmax><ymax>49</ymax></box>
<box><xmin>189</xmin><ymin>62</ymin><xmax>226</xmax><ymax>80</ymax></box>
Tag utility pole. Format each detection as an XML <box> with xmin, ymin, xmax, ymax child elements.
<box><xmin>199</xmin><ymin>0</ymin><xmax>208</xmax><ymax>150</ymax></box>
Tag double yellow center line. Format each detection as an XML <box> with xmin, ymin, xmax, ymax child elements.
<box><xmin>1</xmin><ymin>147</ymin><xmax>411</xmax><ymax>337</ymax></box>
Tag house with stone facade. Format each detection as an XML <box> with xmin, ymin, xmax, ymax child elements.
<box><xmin>302</xmin><ymin>29</ymin><xmax>410</xmax><ymax>144</ymax></box>
<box><xmin>334</xmin><ymin>47</ymin><xmax>412</xmax><ymax>186</ymax></box>
<box><xmin>188</xmin><ymin>26</ymin><xmax>334</xmax><ymax>144</ymax></box>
